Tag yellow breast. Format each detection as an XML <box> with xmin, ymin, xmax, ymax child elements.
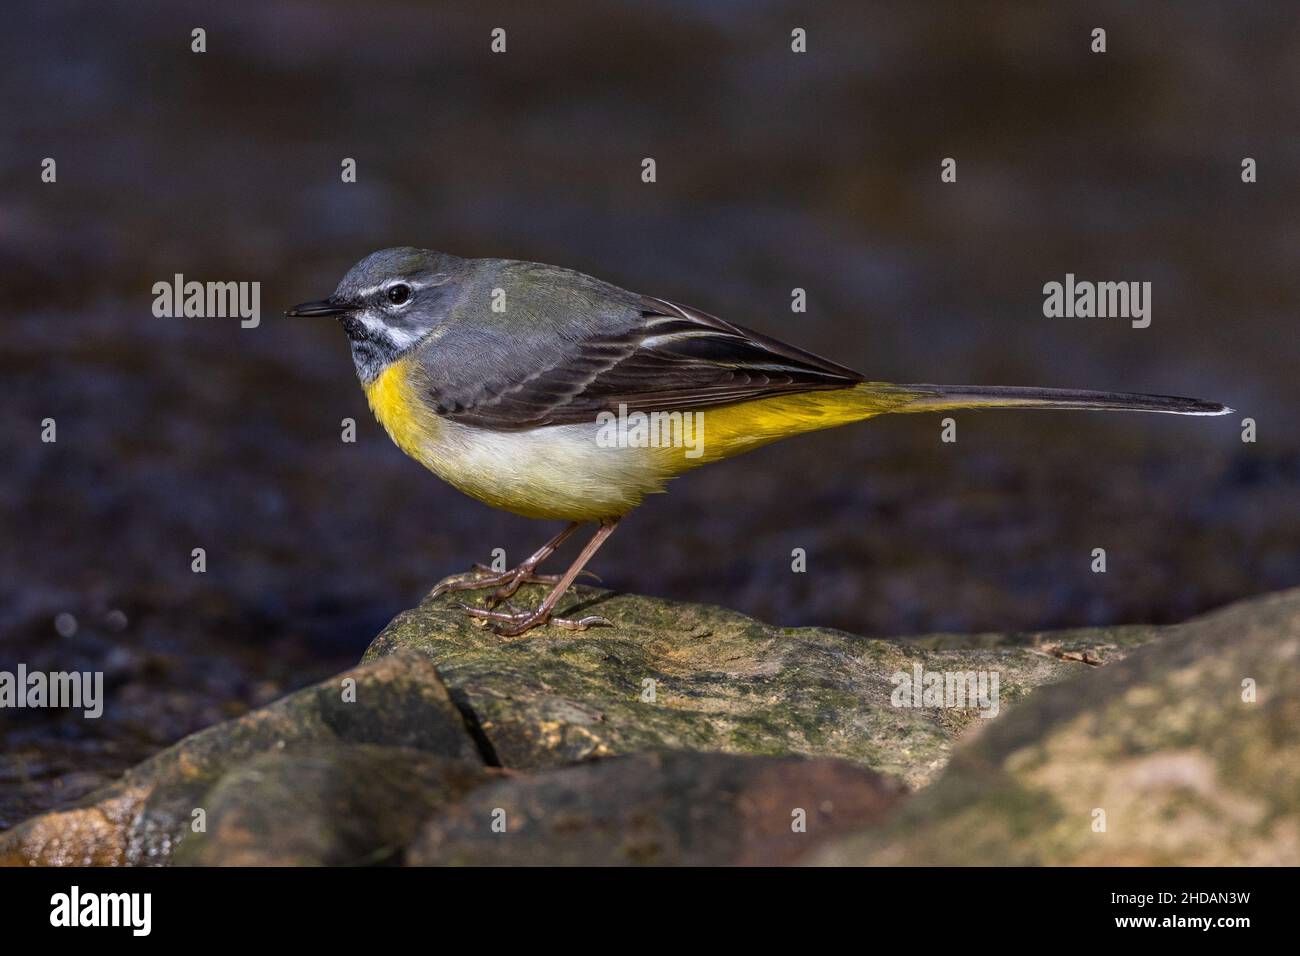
<box><xmin>363</xmin><ymin>356</ymin><xmax>440</xmax><ymax>462</ymax></box>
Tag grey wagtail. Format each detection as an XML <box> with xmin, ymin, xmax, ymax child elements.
<box><xmin>288</xmin><ymin>247</ymin><xmax>1231</xmax><ymax>636</ymax></box>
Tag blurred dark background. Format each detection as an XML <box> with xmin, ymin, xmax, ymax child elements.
<box><xmin>2</xmin><ymin>1</ymin><xmax>1297</xmax><ymax>825</ymax></box>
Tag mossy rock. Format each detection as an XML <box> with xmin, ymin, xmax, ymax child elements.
<box><xmin>365</xmin><ymin>580</ymin><xmax>1168</xmax><ymax>788</ymax></box>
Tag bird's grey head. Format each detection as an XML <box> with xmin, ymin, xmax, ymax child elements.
<box><xmin>287</xmin><ymin>247</ymin><xmax>464</xmax><ymax>383</ymax></box>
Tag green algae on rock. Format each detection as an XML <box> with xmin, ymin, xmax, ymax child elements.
<box><xmin>364</xmin><ymin>579</ymin><xmax>1167</xmax><ymax>788</ymax></box>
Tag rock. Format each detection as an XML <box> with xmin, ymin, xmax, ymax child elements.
<box><xmin>0</xmin><ymin>651</ymin><xmax>481</xmax><ymax>866</ymax></box>
<box><xmin>810</xmin><ymin>588</ymin><xmax>1300</xmax><ymax>865</ymax></box>
<box><xmin>175</xmin><ymin>746</ymin><xmax>491</xmax><ymax>866</ymax></box>
<box><xmin>365</xmin><ymin>580</ymin><xmax>1167</xmax><ymax>787</ymax></box>
<box><xmin>10</xmin><ymin>580</ymin><xmax>1285</xmax><ymax>868</ymax></box>
<box><xmin>409</xmin><ymin>751</ymin><xmax>902</xmax><ymax>866</ymax></box>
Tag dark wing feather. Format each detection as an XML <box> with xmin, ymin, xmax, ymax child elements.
<box><xmin>436</xmin><ymin>295</ymin><xmax>864</xmax><ymax>430</ymax></box>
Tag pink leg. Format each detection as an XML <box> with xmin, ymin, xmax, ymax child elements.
<box><xmin>456</xmin><ymin>519</ymin><xmax>621</xmax><ymax>637</ymax></box>
<box><xmin>429</xmin><ymin>522</ymin><xmax>584</xmax><ymax>599</ymax></box>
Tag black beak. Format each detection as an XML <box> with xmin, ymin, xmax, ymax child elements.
<box><xmin>285</xmin><ymin>297</ymin><xmax>353</xmax><ymax>317</ymax></box>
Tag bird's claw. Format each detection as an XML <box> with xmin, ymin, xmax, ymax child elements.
<box><xmin>550</xmin><ymin>614</ymin><xmax>612</xmax><ymax>631</ymax></box>
<box><xmin>429</xmin><ymin>566</ymin><xmax>501</xmax><ymax>598</ymax></box>
<box><xmin>451</xmin><ymin>602</ymin><xmax>614</xmax><ymax>637</ymax></box>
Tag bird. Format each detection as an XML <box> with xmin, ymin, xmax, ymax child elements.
<box><xmin>288</xmin><ymin>247</ymin><xmax>1231</xmax><ymax>636</ymax></box>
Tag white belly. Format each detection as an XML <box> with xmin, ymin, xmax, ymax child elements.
<box><xmin>417</xmin><ymin>418</ymin><xmax>674</xmax><ymax>520</ymax></box>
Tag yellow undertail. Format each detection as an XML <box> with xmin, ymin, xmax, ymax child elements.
<box><xmin>673</xmin><ymin>380</ymin><xmax>1228</xmax><ymax>470</ymax></box>
<box><xmin>675</xmin><ymin>384</ymin><xmax>914</xmax><ymax>467</ymax></box>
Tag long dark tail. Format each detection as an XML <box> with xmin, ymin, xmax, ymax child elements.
<box><xmin>870</xmin><ymin>384</ymin><xmax>1232</xmax><ymax>417</ymax></box>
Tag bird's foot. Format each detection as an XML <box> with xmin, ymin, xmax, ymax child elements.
<box><xmin>429</xmin><ymin>564</ymin><xmax>599</xmax><ymax>604</ymax></box>
<box><xmin>452</xmin><ymin>602</ymin><xmax>612</xmax><ymax>638</ymax></box>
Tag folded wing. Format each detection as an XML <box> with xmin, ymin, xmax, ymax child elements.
<box><xmin>430</xmin><ymin>295</ymin><xmax>864</xmax><ymax>430</ymax></box>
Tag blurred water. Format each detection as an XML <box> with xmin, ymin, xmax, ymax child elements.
<box><xmin>2</xmin><ymin>0</ymin><xmax>1297</xmax><ymax>825</ymax></box>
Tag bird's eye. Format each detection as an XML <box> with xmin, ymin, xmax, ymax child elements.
<box><xmin>386</xmin><ymin>284</ymin><xmax>411</xmax><ymax>305</ymax></box>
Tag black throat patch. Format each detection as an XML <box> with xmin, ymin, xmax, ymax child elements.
<box><xmin>341</xmin><ymin>316</ymin><xmax>403</xmax><ymax>384</ymax></box>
